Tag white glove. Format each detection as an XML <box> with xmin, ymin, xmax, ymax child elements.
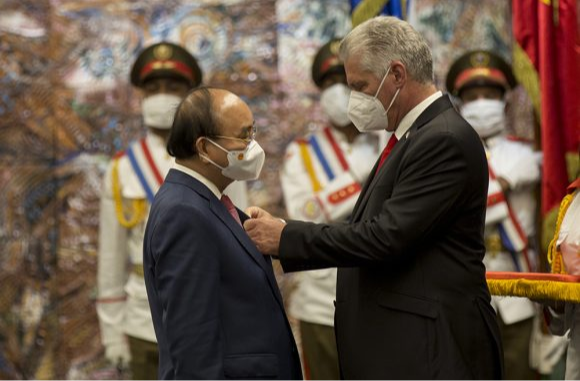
<box><xmin>105</xmin><ymin>341</ymin><xmax>131</xmax><ymax>369</ymax></box>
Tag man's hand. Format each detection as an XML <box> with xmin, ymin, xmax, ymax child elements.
<box><xmin>245</xmin><ymin>206</ymin><xmax>273</xmax><ymax>220</ymax></box>
<box><xmin>243</xmin><ymin>206</ymin><xmax>285</xmax><ymax>256</ymax></box>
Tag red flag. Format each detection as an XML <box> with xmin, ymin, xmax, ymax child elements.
<box><xmin>512</xmin><ymin>0</ymin><xmax>580</xmax><ymax>216</ymax></box>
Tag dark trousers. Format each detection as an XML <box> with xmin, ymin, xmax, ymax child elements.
<box><xmin>300</xmin><ymin>321</ymin><xmax>340</xmax><ymax>380</ymax></box>
<box><xmin>128</xmin><ymin>335</ymin><xmax>159</xmax><ymax>380</ymax></box>
<box><xmin>499</xmin><ymin>315</ymin><xmax>536</xmax><ymax>380</ymax></box>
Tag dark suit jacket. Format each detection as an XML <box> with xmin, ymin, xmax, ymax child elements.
<box><xmin>143</xmin><ymin>170</ymin><xmax>302</xmax><ymax>380</ymax></box>
<box><xmin>279</xmin><ymin>95</ymin><xmax>503</xmax><ymax>379</ymax></box>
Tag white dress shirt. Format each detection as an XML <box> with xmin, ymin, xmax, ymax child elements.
<box><xmin>395</xmin><ymin>91</ymin><xmax>443</xmax><ymax>140</ymax></box>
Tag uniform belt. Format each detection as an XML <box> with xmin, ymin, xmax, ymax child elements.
<box><xmin>132</xmin><ymin>264</ymin><xmax>145</xmax><ymax>277</ymax></box>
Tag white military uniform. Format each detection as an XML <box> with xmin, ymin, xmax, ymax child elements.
<box><xmin>281</xmin><ymin>126</ymin><xmax>383</xmax><ymax>327</ymax></box>
<box><xmin>97</xmin><ymin>131</ymin><xmax>248</xmax><ymax>349</ymax></box>
<box><xmin>483</xmin><ymin>134</ymin><xmax>541</xmax><ymax>324</ymax></box>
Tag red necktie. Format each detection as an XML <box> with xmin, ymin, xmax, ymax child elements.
<box><xmin>375</xmin><ymin>134</ymin><xmax>399</xmax><ymax>174</ymax></box>
<box><xmin>220</xmin><ymin>195</ymin><xmax>242</xmax><ymax>226</ymax></box>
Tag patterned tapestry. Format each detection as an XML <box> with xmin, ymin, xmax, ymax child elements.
<box><xmin>0</xmin><ymin>0</ymin><xmax>516</xmax><ymax>379</ymax></box>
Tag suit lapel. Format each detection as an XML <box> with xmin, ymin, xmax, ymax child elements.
<box><xmin>351</xmin><ymin>95</ymin><xmax>455</xmax><ymax>222</ymax></box>
<box><xmin>165</xmin><ymin>170</ymin><xmax>286</xmax><ymax>309</ymax></box>
<box><xmin>350</xmin><ymin>156</ymin><xmax>380</xmax><ymax>220</ymax></box>
<box><xmin>351</xmin><ymin>139</ymin><xmax>407</xmax><ymax>221</ymax></box>
<box><xmin>209</xmin><ymin>199</ymin><xmax>285</xmax><ymax>308</ymax></box>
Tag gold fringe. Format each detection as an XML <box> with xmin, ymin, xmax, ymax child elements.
<box><xmin>488</xmin><ymin>278</ymin><xmax>580</xmax><ymax>303</ymax></box>
<box><xmin>112</xmin><ymin>158</ymin><xmax>147</xmax><ymax>228</ymax></box>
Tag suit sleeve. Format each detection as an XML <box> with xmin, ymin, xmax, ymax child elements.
<box><xmin>280</xmin><ymin>130</ymin><xmax>471</xmax><ymax>270</ymax></box>
<box><xmin>149</xmin><ymin>203</ymin><xmax>224</xmax><ymax>379</ymax></box>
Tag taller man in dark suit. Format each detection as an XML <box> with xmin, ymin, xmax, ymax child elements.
<box><xmin>143</xmin><ymin>87</ymin><xmax>302</xmax><ymax>380</ymax></box>
<box><xmin>245</xmin><ymin>16</ymin><xmax>503</xmax><ymax>379</ymax></box>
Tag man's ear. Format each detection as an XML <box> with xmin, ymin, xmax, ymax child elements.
<box><xmin>391</xmin><ymin>61</ymin><xmax>407</xmax><ymax>87</ymax></box>
<box><xmin>196</xmin><ymin>137</ymin><xmax>209</xmax><ymax>162</ymax></box>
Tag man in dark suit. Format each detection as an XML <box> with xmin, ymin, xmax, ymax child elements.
<box><xmin>245</xmin><ymin>16</ymin><xmax>503</xmax><ymax>379</ymax></box>
<box><xmin>143</xmin><ymin>87</ymin><xmax>302</xmax><ymax>380</ymax></box>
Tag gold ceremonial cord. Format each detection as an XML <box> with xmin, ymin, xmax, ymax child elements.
<box><xmin>298</xmin><ymin>142</ymin><xmax>322</xmax><ymax>193</ymax></box>
<box><xmin>112</xmin><ymin>158</ymin><xmax>147</xmax><ymax>228</ymax></box>
<box><xmin>547</xmin><ymin>191</ymin><xmax>575</xmax><ymax>274</ymax></box>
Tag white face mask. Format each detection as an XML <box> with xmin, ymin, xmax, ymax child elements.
<box><xmin>347</xmin><ymin>66</ymin><xmax>400</xmax><ymax>132</ymax></box>
<box><xmin>460</xmin><ymin>99</ymin><xmax>506</xmax><ymax>138</ymax></box>
<box><xmin>141</xmin><ymin>94</ymin><xmax>182</xmax><ymax>129</ymax></box>
<box><xmin>201</xmin><ymin>139</ymin><xmax>265</xmax><ymax>181</ymax></box>
<box><xmin>320</xmin><ymin>83</ymin><xmax>351</xmax><ymax>128</ymax></box>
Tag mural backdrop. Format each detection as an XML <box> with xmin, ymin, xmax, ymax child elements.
<box><xmin>0</xmin><ymin>0</ymin><xmax>520</xmax><ymax>379</ymax></box>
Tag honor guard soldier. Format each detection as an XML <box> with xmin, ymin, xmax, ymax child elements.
<box><xmin>447</xmin><ymin>50</ymin><xmax>542</xmax><ymax>380</ymax></box>
<box><xmin>280</xmin><ymin>38</ymin><xmax>383</xmax><ymax>380</ymax></box>
<box><xmin>96</xmin><ymin>42</ymin><xmax>248</xmax><ymax>379</ymax></box>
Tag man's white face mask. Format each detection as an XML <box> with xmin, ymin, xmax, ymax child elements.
<box><xmin>142</xmin><ymin>94</ymin><xmax>182</xmax><ymax>129</ymax></box>
<box><xmin>320</xmin><ymin>83</ymin><xmax>351</xmax><ymax>128</ymax></box>
<box><xmin>347</xmin><ymin>66</ymin><xmax>400</xmax><ymax>132</ymax></box>
<box><xmin>460</xmin><ymin>99</ymin><xmax>506</xmax><ymax>139</ymax></box>
<box><xmin>200</xmin><ymin>139</ymin><xmax>266</xmax><ymax>181</ymax></box>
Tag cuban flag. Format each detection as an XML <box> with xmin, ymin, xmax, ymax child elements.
<box><xmin>350</xmin><ymin>0</ymin><xmax>410</xmax><ymax>27</ymax></box>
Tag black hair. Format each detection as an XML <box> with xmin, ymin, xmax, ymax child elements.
<box><xmin>167</xmin><ymin>86</ymin><xmax>219</xmax><ymax>159</ymax></box>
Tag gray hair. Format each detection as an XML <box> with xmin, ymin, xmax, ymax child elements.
<box><xmin>339</xmin><ymin>16</ymin><xmax>434</xmax><ymax>84</ymax></box>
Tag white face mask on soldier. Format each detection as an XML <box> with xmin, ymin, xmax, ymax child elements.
<box><xmin>347</xmin><ymin>66</ymin><xmax>400</xmax><ymax>132</ymax></box>
<box><xmin>141</xmin><ymin>94</ymin><xmax>182</xmax><ymax>129</ymax></box>
<box><xmin>320</xmin><ymin>83</ymin><xmax>351</xmax><ymax>128</ymax></box>
<box><xmin>200</xmin><ymin>139</ymin><xmax>266</xmax><ymax>181</ymax></box>
<box><xmin>460</xmin><ymin>99</ymin><xmax>506</xmax><ymax>139</ymax></box>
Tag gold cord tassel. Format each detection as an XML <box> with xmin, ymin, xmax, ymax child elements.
<box><xmin>112</xmin><ymin>158</ymin><xmax>147</xmax><ymax>228</ymax></box>
<box><xmin>547</xmin><ymin>192</ymin><xmax>575</xmax><ymax>274</ymax></box>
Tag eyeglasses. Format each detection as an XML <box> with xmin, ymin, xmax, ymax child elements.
<box><xmin>214</xmin><ymin>123</ymin><xmax>257</xmax><ymax>144</ymax></box>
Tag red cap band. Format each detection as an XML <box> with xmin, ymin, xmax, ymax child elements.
<box><xmin>320</xmin><ymin>56</ymin><xmax>341</xmax><ymax>77</ymax></box>
<box><xmin>454</xmin><ymin>68</ymin><xmax>508</xmax><ymax>91</ymax></box>
<box><xmin>140</xmin><ymin>60</ymin><xmax>194</xmax><ymax>82</ymax></box>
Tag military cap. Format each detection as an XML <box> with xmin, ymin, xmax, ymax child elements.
<box><xmin>312</xmin><ymin>38</ymin><xmax>345</xmax><ymax>89</ymax></box>
<box><xmin>130</xmin><ymin>42</ymin><xmax>202</xmax><ymax>88</ymax></box>
<box><xmin>446</xmin><ymin>50</ymin><xmax>517</xmax><ymax>96</ymax></box>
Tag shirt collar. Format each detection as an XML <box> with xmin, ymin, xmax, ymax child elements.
<box><xmin>173</xmin><ymin>163</ymin><xmax>222</xmax><ymax>199</ymax></box>
<box><xmin>394</xmin><ymin>91</ymin><xmax>443</xmax><ymax>140</ymax></box>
